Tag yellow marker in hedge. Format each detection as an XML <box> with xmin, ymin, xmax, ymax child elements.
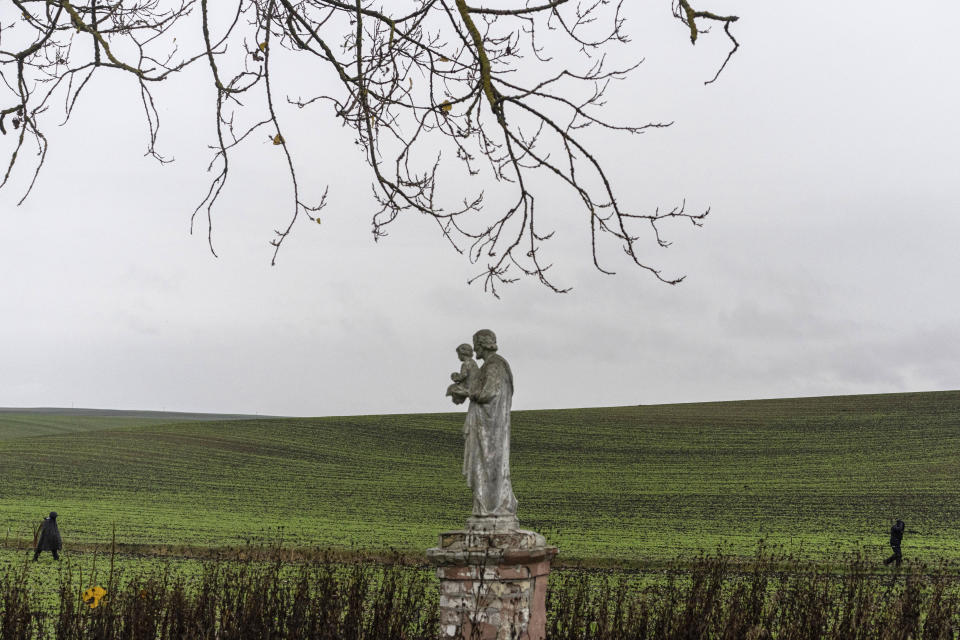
<box><xmin>82</xmin><ymin>585</ymin><xmax>107</xmax><ymax>609</ymax></box>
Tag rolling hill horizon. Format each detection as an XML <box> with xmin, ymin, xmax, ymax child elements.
<box><xmin>0</xmin><ymin>407</ymin><xmax>276</xmax><ymax>420</ymax></box>
<box><xmin>4</xmin><ymin>386</ymin><xmax>958</xmax><ymax>420</ymax></box>
<box><xmin>2</xmin><ymin>389</ymin><xmax>959</xmax><ymax>566</ymax></box>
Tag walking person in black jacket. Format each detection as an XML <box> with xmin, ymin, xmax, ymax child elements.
<box><xmin>33</xmin><ymin>512</ymin><xmax>62</xmax><ymax>561</ymax></box>
<box><xmin>883</xmin><ymin>519</ymin><xmax>905</xmax><ymax>567</ymax></box>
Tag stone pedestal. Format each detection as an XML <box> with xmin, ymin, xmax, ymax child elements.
<box><xmin>427</xmin><ymin>525</ymin><xmax>558</xmax><ymax>640</ymax></box>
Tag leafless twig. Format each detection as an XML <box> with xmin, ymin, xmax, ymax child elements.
<box><xmin>1</xmin><ymin>0</ymin><xmax>740</xmax><ymax>293</ymax></box>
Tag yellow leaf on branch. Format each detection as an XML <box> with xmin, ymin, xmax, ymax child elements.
<box><xmin>272</xmin><ymin>134</ymin><xmax>284</xmax><ymax>145</ymax></box>
<box><xmin>259</xmin><ymin>42</ymin><xmax>268</xmax><ymax>52</ymax></box>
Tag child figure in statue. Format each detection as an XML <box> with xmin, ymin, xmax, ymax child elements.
<box><xmin>446</xmin><ymin>343</ymin><xmax>479</xmax><ymax>405</ymax></box>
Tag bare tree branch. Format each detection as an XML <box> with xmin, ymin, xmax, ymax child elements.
<box><xmin>1</xmin><ymin>0</ymin><xmax>740</xmax><ymax>293</ymax></box>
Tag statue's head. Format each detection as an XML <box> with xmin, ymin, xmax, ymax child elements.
<box><xmin>472</xmin><ymin>329</ymin><xmax>497</xmax><ymax>359</ymax></box>
<box><xmin>456</xmin><ymin>343</ymin><xmax>474</xmax><ymax>359</ymax></box>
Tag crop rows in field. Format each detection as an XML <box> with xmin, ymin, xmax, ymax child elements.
<box><xmin>0</xmin><ymin>409</ymin><xmax>264</xmax><ymax>441</ymax></box>
<box><xmin>0</xmin><ymin>415</ymin><xmax>179</xmax><ymax>441</ymax></box>
<box><xmin>1</xmin><ymin>390</ymin><xmax>959</xmax><ymax>565</ymax></box>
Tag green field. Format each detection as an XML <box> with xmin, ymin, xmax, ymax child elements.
<box><xmin>1</xmin><ymin>391</ymin><xmax>958</xmax><ymax>566</ymax></box>
<box><xmin>0</xmin><ymin>408</ymin><xmax>266</xmax><ymax>441</ymax></box>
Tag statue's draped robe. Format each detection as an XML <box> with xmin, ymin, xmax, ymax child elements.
<box><xmin>463</xmin><ymin>353</ymin><xmax>518</xmax><ymax>516</ymax></box>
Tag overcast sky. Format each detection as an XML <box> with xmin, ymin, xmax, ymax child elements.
<box><xmin>1</xmin><ymin>2</ymin><xmax>958</xmax><ymax>417</ymax></box>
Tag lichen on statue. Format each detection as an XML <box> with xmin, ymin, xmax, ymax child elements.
<box><xmin>460</xmin><ymin>329</ymin><xmax>518</xmax><ymax>519</ymax></box>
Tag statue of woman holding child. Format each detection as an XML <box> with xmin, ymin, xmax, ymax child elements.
<box><xmin>445</xmin><ymin>329</ymin><xmax>518</xmax><ymax>526</ymax></box>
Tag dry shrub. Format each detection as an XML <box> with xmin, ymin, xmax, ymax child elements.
<box><xmin>2</xmin><ymin>546</ymin><xmax>959</xmax><ymax>639</ymax></box>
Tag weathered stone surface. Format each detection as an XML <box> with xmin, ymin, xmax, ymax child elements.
<box><xmin>431</xmin><ymin>528</ymin><xmax>546</xmax><ymax>552</ymax></box>
<box><xmin>466</xmin><ymin>514</ymin><xmax>520</xmax><ymax>532</ymax></box>
<box><xmin>434</xmin><ymin>332</ymin><xmax>557</xmax><ymax>640</ymax></box>
<box><xmin>442</xmin><ymin>580</ymin><xmax>467</xmax><ymax>595</ymax></box>
<box><xmin>441</xmin><ymin>610</ymin><xmax>461</xmax><ymax>627</ymax></box>
<box><xmin>429</xmin><ymin>528</ymin><xmax>558</xmax><ymax>640</ymax></box>
<box><xmin>448</xmin><ymin>329</ymin><xmax>518</xmax><ymax>519</ymax></box>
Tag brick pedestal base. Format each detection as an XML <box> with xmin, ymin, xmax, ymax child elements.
<box><xmin>427</xmin><ymin>528</ymin><xmax>558</xmax><ymax>640</ymax></box>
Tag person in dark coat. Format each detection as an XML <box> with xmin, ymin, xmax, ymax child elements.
<box><xmin>33</xmin><ymin>512</ymin><xmax>62</xmax><ymax>561</ymax></box>
<box><xmin>883</xmin><ymin>519</ymin><xmax>905</xmax><ymax>567</ymax></box>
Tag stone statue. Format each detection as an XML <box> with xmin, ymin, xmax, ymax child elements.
<box><xmin>431</xmin><ymin>330</ymin><xmax>557</xmax><ymax>640</ymax></box>
<box><xmin>445</xmin><ymin>343</ymin><xmax>478</xmax><ymax>406</ymax></box>
<box><xmin>455</xmin><ymin>329</ymin><xmax>518</xmax><ymax>527</ymax></box>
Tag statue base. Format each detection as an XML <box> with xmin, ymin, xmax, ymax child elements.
<box><xmin>427</xmin><ymin>525</ymin><xmax>558</xmax><ymax>640</ymax></box>
<box><xmin>466</xmin><ymin>515</ymin><xmax>520</xmax><ymax>532</ymax></box>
